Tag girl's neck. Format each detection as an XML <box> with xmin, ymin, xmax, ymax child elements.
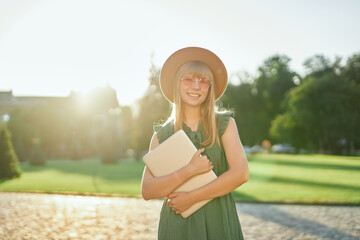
<box><xmin>182</xmin><ymin>104</ymin><xmax>202</xmax><ymax>130</ymax></box>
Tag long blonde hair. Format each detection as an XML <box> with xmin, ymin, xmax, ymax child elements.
<box><xmin>171</xmin><ymin>61</ymin><xmax>220</xmax><ymax>147</ymax></box>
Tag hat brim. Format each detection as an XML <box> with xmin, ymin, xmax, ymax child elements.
<box><xmin>159</xmin><ymin>47</ymin><xmax>228</xmax><ymax>103</ymax></box>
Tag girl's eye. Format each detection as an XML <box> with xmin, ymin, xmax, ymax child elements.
<box><xmin>183</xmin><ymin>78</ymin><xmax>194</xmax><ymax>85</ymax></box>
<box><xmin>199</xmin><ymin>78</ymin><xmax>210</xmax><ymax>87</ymax></box>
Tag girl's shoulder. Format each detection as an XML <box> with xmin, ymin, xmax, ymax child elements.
<box><xmin>153</xmin><ymin>120</ymin><xmax>175</xmax><ymax>144</ymax></box>
<box><xmin>216</xmin><ymin>111</ymin><xmax>234</xmax><ymax>137</ymax></box>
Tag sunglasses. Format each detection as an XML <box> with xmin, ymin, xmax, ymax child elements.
<box><xmin>181</xmin><ymin>76</ymin><xmax>212</xmax><ymax>89</ymax></box>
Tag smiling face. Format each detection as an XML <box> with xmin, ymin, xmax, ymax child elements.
<box><xmin>172</xmin><ymin>61</ymin><xmax>218</xmax><ymax>145</ymax></box>
<box><xmin>175</xmin><ymin>61</ymin><xmax>214</xmax><ymax>108</ymax></box>
<box><xmin>180</xmin><ymin>74</ymin><xmax>211</xmax><ymax>107</ymax></box>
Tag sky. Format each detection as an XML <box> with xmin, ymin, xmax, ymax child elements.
<box><xmin>0</xmin><ymin>0</ymin><xmax>359</xmax><ymax>106</ymax></box>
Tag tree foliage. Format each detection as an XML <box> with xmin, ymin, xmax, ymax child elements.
<box><xmin>342</xmin><ymin>53</ymin><xmax>360</xmax><ymax>85</ymax></box>
<box><xmin>221</xmin><ymin>53</ymin><xmax>360</xmax><ymax>154</ymax></box>
<box><xmin>220</xmin><ymin>82</ymin><xmax>264</xmax><ymax>145</ymax></box>
<box><xmin>220</xmin><ymin>55</ymin><xmax>298</xmax><ymax>145</ymax></box>
<box><xmin>132</xmin><ymin>63</ymin><xmax>171</xmax><ymax>157</ymax></box>
<box><xmin>8</xmin><ymin>86</ymin><xmax>124</xmax><ymax>161</ymax></box>
<box><xmin>270</xmin><ymin>56</ymin><xmax>360</xmax><ymax>154</ymax></box>
<box><xmin>0</xmin><ymin>125</ymin><xmax>21</xmax><ymax>178</ymax></box>
<box><xmin>4</xmin><ymin>53</ymin><xmax>360</xmax><ymax>157</ymax></box>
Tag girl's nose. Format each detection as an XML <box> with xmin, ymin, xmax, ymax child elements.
<box><xmin>192</xmin><ymin>79</ymin><xmax>200</xmax><ymax>89</ymax></box>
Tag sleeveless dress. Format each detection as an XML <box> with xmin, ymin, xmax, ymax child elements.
<box><xmin>153</xmin><ymin>112</ymin><xmax>244</xmax><ymax>240</ymax></box>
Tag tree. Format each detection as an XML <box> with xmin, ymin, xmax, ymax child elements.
<box><xmin>133</xmin><ymin>62</ymin><xmax>171</xmax><ymax>157</ymax></box>
<box><xmin>7</xmin><ymin>85</ymin><xmax>122</xmax><ymax>160</ymax></box>
<box><xmin>100</xmin><ymin>113</ymin><xmax>122</xmax><ymax>164</ymax></box>
<box><xmin>70</xmin><ymin>131</ymin><xmax>82</xmax><ymax>160</ymax></box>
<box><xmin>68</xmin><ymin>85</ymin><xmax>120</xmax><ymax>158</ymax></box>
<box><xmin>119</xmin><ymin>105</ymin><xmax>134</xmax><ymax>156</ymax></box>
<box><xmin>303</xmin><ymin>55</ymin><xmax>336</xmax><ymax>77</ymax></box>
<box><xmin>270</xmin><ymin>72</ymin><xmax>360</xmax><ymax>154</ymax></box>
<box><xmin>342</xmin><ymin>53</ymin><xmax>360</xmax><ymax>85</ymax></box>
<box><xmin>221</xmin><ymin>55</ymin><xmax>299</xmax><ymax>146</ymax></box>
<box><xmin>8</xmin><ymin>108</ymin><xmax>36</xmax><ymax>162</ymax></box>
<box><xmin>220</xmin><ymin>82</ymin><xmax>265</xmax><ymax>146</ymax></box>
<box><xmin>255</xmin><ymin>55</ymin><xmax>299</xmax><ymax>116</ymax></box>
<box><xmin>0</xmin><ymin>125</ymin><xmax>21</xmax><ymax>179</ymax></box>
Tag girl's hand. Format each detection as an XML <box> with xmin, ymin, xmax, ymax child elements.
<box><xmin>167</xmin><ymin>192</ymin><xmax>194</xmax><ymax>214</ymax></box>
<box><xmin>188</xmin><ymin>148</ymin><xmax>213</xmax><ymax>176</ymax></box>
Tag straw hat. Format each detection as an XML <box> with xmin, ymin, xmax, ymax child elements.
<box><xmin>159</xmin><ymin>47</ymin><xmax>228</xmax><ymax>103</ymax></box>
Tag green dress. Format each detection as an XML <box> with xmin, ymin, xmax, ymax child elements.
<box><xmin>154</xmin><ymin>112</ymin><xmax>244</xmax><ymax>240</ymax></box>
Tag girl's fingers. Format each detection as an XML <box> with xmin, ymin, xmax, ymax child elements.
<box><xmin>196</xmin><ymin>148</ymin><xmax>205</xmax><ymax>157</ymax></box>
<box><xmin>168</xmin><ymin>193</ymin><xmax>175</xmax><ymax>199</ymax></box>
<box><xmin>172</xmin><ymin>207</ymin><xmax>180</xmax><ymax>214</ymax></box>
<box><xmin>169</xmin><ymin>191</ymin><xmax>183</xmax><ymax>199</ymax></box>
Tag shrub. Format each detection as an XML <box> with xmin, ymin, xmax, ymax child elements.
<box><xmin>0</xmin><ymin>125</ymin><xmax>21</xmax><ymax>179</ymax></box>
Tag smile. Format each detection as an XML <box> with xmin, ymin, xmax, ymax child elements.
<box><xmin>187</xmin><ymin>93</ymin><xmax>201</xmax><ymax>97</ymax></box>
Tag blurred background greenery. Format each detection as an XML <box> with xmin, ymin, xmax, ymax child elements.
<box><xmin>1</xmin><ymin>53</ymin><xmax>360</xmax><ymax>204</ymax></box>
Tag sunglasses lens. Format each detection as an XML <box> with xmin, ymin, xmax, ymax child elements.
<box><xmin>181</xmin><ymin>76</ymin><xmax>211</xmax><ymax>88</ymax></box>
<box><xmin>199</xmin><ymin>78</ymin><xmax>210</xmax><ymax>88</ymax></box>
<box><xmin>183</xmin><ymin>78</ymin><xmax>193</xmax><ymax>86</ymax></box>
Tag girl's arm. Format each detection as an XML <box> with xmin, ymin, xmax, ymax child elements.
<box><xmin>168</xmin><ymin>117</ymin><xmax>249</xmax><ymax>214</ymax></box>
<box><xmin>141</xmin><ymin>133</ymin><xmax>213</xmax><ymax>200</ymax></box>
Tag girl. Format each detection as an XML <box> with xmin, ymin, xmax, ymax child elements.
<box><xmin>141</xmin><ymin>47</ymin><xmax>249</xmax><ymax>240</ymax></box>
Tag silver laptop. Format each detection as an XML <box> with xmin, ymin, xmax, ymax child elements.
<box><xmin>143</xmin><ymin>130</ymin><xmax>217</xmax><ymax>218</ymax></box>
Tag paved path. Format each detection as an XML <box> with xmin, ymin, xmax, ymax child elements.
<box><xmin>0</xmin><ymin>192</ymin><xmax>359</xmax><ymax>240</ymax></box>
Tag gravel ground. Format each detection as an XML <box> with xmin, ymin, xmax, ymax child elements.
<box><xmin>0</xmin><ymin>192</ymin><xmax>359</xmax><ymax>240</ymax></box>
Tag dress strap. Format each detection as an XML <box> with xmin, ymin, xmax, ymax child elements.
<box><xmin>153</xmin><ymin>121</ymin><xmax>175</xmax><ymax>144</ymax></box>
<box><xmin>217</xmin><ymin>112</ymin><xmax>234</xmax><ymax>137</ymax></box>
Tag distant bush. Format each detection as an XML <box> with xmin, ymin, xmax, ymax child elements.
<box><xmin>100</xmin><ymin>137</ymin><xmax>118</xmax><ymax>164</ymax></box>
<box><xmin>101</xmin><ymin>150</ymin><xmax>118</xmax><ymax>164</ymax></box>
<box><xmin>0</xmin><ymin>125</ymin><xmax>21</xmax><ymax>179</ymax></box>
<box><xmin>29</xmin><ymin>138</ymin><xmax>46</xmax><ymax>166</ymax></box>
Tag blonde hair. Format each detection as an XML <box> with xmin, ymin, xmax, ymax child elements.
<box><xmin>171</xmin><ymin>61</ymin><xmax>220</xmax><ymax>147</ymax></box>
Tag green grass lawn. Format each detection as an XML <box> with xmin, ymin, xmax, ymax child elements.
<box><xmin>1</xmin><ymin>154</ymin><xmax>359</xmax><ymax>204</ymax></box>
<box><xmin>235</xmin><ymin>154</ymin><xmax>360</xmax><ymax>204</ymax></box>
<box><xmin>0</xmin><ymin>158</ymin><xmax>143</xmax><ymax>196</ymax></box>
